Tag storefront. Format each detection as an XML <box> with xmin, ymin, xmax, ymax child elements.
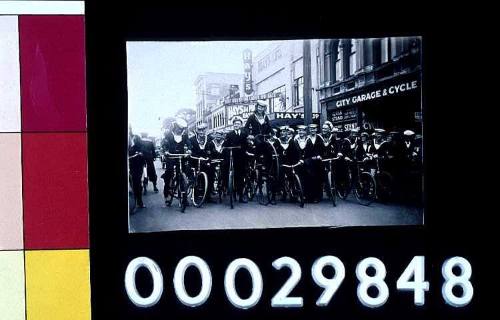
<box><xmin>323</xmin><ymin>71</ymin><xmax>422</xmax><ymax>132</ymax></box>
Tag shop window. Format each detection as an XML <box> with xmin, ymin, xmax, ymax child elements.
<box><xmin>324</xmin><ymin>40</ymin><xmax>333</xmax><ymax>84</ymax></box>
<box><xmin>293</xmin><ymin>77</ymin><xmax>304</xmax><ymax>107</ymax></box>
<box><xmin>268</xmin><ymin>85</ymin><xmax>286</xmax><ymax>112</ymax></box>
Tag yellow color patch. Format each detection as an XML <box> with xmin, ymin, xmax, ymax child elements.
<box><xmin>0</xmin><ymin>251</ymin><xmax>26</xmax><ymax>320</ymax></box>
<box><xmin>25</xmin><ymin>250</ymin><xmax>91</xmax><ymax>320</ymax></box>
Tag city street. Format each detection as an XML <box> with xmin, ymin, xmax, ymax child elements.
<box><xmin>129</xmin><ymin>160</ymin><xmax>423</xmax><ymax>233</ymax></box>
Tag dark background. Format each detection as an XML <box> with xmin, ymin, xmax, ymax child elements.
<box><xmin>86</xmin><ymin>3</ymin><xmax>485</xmax><ymax>319</ymax></box>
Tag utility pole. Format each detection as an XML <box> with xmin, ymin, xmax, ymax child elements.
<box><xmin>303</xmin><ymin>39</ymin><xmax>312</xmax><ymax>125</ymax></box>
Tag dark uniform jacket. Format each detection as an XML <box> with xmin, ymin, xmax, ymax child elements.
<box><xmin>161</xmin><ymin>132</ymin><xmax>191</xmax><ymax>155</ymax></box>
<box><xmin>141</xmin><ymin>139</ymin><xmax>156</xmax><ymax>161</ymax></box>
<box><xmin>245</xmin><ymin>113</ymin><xmax>272</xmax><ymax>140</ymax></box>
<box><xmin>128</xmin><ymin>143</ymin><xmax>145</xmax><ymax>176</ymax></box>
<box><xmin>189</xmin><ymin>135</ymin><xmax>211</xmax><ymax>158</ymax></box>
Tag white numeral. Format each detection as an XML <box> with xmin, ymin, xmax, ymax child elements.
<box><xmin>312</xmin><ymin>256</ymin><xmax>345</xmax><ymax>307</ymax></box>
<box><xmin>125</xmin><ymin>257</ymin><xmax>164</xmax><ymax>308</ymax></box>
<box><xmin>224</xmin><ymin>258</ymin><xmax>263</xmax><ymax>309</ymax></box>
<box><xmin>396</xmin><ymin>256</ymin><xmax>429</xmax><ymax>306</ymax></box>
<box><xmin>173</xmin><ymin>256</ymin><xmax>212</xmax><ymax>307</ymax></box>
<box><xmin>356</xmin><ymin>257</ymin><xmax>389</xmax><ymax>308</ymax></box>
<box><xmin>442</xmin><ymin>257</ymin><xmax>473</xmax><ymax>307</ymax></box>
<box><xmin>271</xmin><ymin>257</ymin><xmax>303</xmax><ymax>307</ymax></box>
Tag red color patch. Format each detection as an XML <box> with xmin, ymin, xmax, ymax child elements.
<box><xmin>19</xmin><ymin>15</ymin><xmax>86</xmax><ymax>132</ymax></box>
<box><xmin>23</xmin><ymin>133</ymin><xmax>89</xmax><ymax>249</ymax></box>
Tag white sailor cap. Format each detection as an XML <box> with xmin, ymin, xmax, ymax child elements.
<box><xmin>404</xmin><ymin>130</ymin><xmax>415</xmax><ymax>136</ymax></box>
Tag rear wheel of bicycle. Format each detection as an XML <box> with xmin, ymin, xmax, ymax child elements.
<box><xmin>228</xmin><ymin>170</ymin><xmax>234</xmax><ymax>209</ymax></box>
<box><xmin>191</xmin><ymin>171</ymin><xmax>208</xmax><ymax>208</ymax></box>
<box><xmin>328</xmin><ymin>171</ymin><xmax>337</xmax><ymax>207</ymax></box>
<box><xmin>293</xmin><ymin>174</ymin><xmax>304</xmax><ymax>208</ymax></box>
<box><xmin>245</xmin><ymin>172</ymin><xmax>257</xmax><ymax>201</ymax></box>
<box><xmin>354</xmin><ymin>172</ymin><xmax>376</xmax><ymax>206</ymax></box>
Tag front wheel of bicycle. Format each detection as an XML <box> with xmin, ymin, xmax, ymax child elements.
<box><xmin>293</xmin><ymin>174</ymin><xmax>304</xmax><ymax>208</ymax></box>
<box><xmin>228</xmin><ymin>170</ymin><xmax>234</xmax><ymax>209</ymax></box>
<box><xmin>191</xmin><ymin>171</ymin><xmax>208</xmax><ymax>208</ymax></box>
<box><xmin>257</xmin><ymin>173</ymin><xmax>270</xmax><ymax>206</ymax></box>
<box><xmin>354</xmin><ymin>172</ymin><xmax>376</xmax><ymax>206</ymax></box>
<box><xmin>180</xmin><ymin>173</ymin><xmax>189</xmax><ymax>213</ymax></box>
<box><xmin>328</xmin><ymin>171</ymin><xmax>337</xmax><ymax>207</ymax></box>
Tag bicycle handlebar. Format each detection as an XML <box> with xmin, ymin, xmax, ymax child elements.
<box><xmin>190</xmin><ymin>156</ymin><xmax>209</xmax><ymax>161</ymax></box>
<box><xmin>222</xmin><ymin>146</ymin><xmax>241</xmax><ymax>150</ymax></box>
<box><xmin>322</xmin><ymin>156</ymin><xmax>342</xmax><ymax>162</ymax></box>
<box><xmin>281</xmin><ymin>162</ymin><xmax>303</xmax><ymax>168</ymax></box>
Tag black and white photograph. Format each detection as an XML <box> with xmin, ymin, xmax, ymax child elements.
<box><xmin>127</xmin><ymin>38</ymin><xmax>423</xmax><ymax>233</ymax></box>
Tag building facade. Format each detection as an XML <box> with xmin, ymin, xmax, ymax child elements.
<box><xmin>317</xmin><ymin>37</ymin><xmax>422</xmax><ymax>132</ymax></box>
<box><xmin>216</xmin><ymin>40</ymin><xmax>322</xmax><ymax>131</ymax></box>
<box><xmin>194</xmin><ymin>72</ymin><xmax>242</xmax><ymax>130</ymax></box>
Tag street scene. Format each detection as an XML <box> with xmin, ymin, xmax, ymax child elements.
<box><xmin>129</xmin><ymin>160</ymin><xmax>422</xmax><ymax>233</ymax></box>
<box><xmin>127</xmin><ymin>38</ymin><xmax>423</xmax><ymax>233</ymax></box>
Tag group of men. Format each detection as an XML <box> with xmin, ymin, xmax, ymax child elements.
<box><xmin>128</xmin><ymin>100</ymin><xmax>422</xmax><ymax>209</ymax></box>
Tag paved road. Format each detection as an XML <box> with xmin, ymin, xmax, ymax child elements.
<box><xmin>129</xmin><ymin>160</ymin><xmax>423</xmax><ymax>233</ymax></box>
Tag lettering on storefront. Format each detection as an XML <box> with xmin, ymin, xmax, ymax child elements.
<box><xmin>275</xmin><ymin>112</ymin><xmax>320</xmax><ymax>120</ymax></box>
<box><xmin>227</xmin><ymin>104</ymin><xmax>255</xmax><ymax>121</ymax></box>
<box><xmin>335</xmin><ymin>80</ymin><xmax>418</xmax><ymax>108</ymax></box>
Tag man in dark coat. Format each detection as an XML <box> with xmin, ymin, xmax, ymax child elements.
<box><xmin>129</xmin><ymin>134</ymin><xmax>146</xmax><ymax>209</ymax></box>
<box><xmin>160</xmin><ymin>118</ymin><xmax>192</xmax><ymax>204</ymax></box>
<box><xmin>304</xmin><ymin>124</ymin><xmax>325</xmax><ymax>203</ymax></box>
<box><xmin>140</xmin><ymin>133</ymin><xmax>159</xmax><ymax>194</ymax></box>
<box><xmin>223</xmin><ymin>116</ymin><xmax>248</xmax><ymax>203</ymax></box>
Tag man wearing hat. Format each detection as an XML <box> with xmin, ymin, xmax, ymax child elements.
<box><xmin>403</xmin><ymin>130</ymin><xmax>418</xmax><ymax>160</ymax></box>
<box><xmin>129</xmin><ymin>134</ymin><xmax>146</xmax><ymax>209</ymax></box>
<box><xmin>140</xmin><ymin>132</ymin><xmax>159</xmax><ymax>194</ymax></box>
<box><xmin>304</xmin><ymin>123</ymin><xmax>325</xmax><ymax>203</ymax></box>
<box><xmin>190</xmin><ymin>123</ymin><xmax>216</xmax><ymax>202</ymax></box>
<box><xmin>223</xmin><ymin>116</ymin><xmax>248</xmax><ymax>203</ymax></box>
<box><xmin>160</xmin><ymin>118</ymin><xmax>192</xmax><ymax>205</ymax></box>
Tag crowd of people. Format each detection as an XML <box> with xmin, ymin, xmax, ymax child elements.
<box><xmin>129</xmin><ymin>100</ymin><xmax>422</xmax><ymax>210</ymax></box>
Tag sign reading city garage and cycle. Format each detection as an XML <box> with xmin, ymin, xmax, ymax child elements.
<box><xmin>335</xmin><ymin>79</ymin><xmax>419</xmax><ymax>108</ymax></box>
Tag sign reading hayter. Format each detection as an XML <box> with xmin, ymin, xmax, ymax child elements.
<box><xmin>243</xmin><ymin>49</ymin><xmax>253</xmax><ymax>95</ymax></box>
<box><xmin>335</xmin><ymin>80</ymin><xmax>419</xmax><ymax>108</ymax></box>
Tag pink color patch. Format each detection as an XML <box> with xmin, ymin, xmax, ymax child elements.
<box><xmin>19</xmin><ymin>15</ymin><xmax>86</xmax><ymax>132</ymax></box>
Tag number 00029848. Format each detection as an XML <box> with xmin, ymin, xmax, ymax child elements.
<box><xmin>124</xmin><ymin>256</ymin><xmax>473</xmax><ymax>309</ymax></box>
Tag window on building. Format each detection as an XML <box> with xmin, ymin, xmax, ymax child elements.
<box><xmin>293</xmin><ymin>77</ymin><xmax>304</xmax><ymax>106</ymax></box>
<box><xmin>349</xmin><ymin>39</ymin><xmax>358</xmax><ymax>76</ymax></box>
<box><xmin>269</xmin><ymin>86</ymin><xmax>286</xmax><ymax>112</ymax></box>
<box><xmin>335</xmin><ymin>42</ymin><xmax>343</xmax><ymax>81</ymax></box>
<box><xmin>381</xmin><ymin>37</ymin><xmax>391</xmax><ymax>63</ymax></box>
<box><xmin>324</xmin><ymin>40</ymin><xmax>332</xmax><ymax>84</ymax></box>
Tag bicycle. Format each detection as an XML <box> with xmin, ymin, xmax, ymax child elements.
<box><xmin>222</xmin><ymin>146</ymin><xmax>241</xmax><ymax>209</ymax></box>
<box><xmin>254</xmin><ymin>134</ymin><xmax>279</xmax><ymax>206</ymax></box>
<box><xmin>164</xmin><ymin>152</ymin><xmax>190</xmax><ymax>213</ymax></box>
<box><xmin>322</xmin><ymin>155</ymin><xmax>342</xmax><ymax>206</ymax></box>
<box><xmin>281</xmin><ymin>161</ymin><xmax>305</xmax><ymax>208</ymax></box>
<box><xmin>244</xmin><ymin>152</ymin><xmax>258</xmax><ymax>202</ymax></box>
<box><xmin>211</xmin><ymin>158</ymin><xmax>224</xmax><ymax>203</ymax></box>
<box><xmin>189</xmin><ymin>155</ymin><xmax>209</xmax><ymax>208</ymax></box>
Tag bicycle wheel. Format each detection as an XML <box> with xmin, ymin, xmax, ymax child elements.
<box><xmin>354</xmin><ymin>172</ymin><xmax>376</xmax><ymax>206</ymax></box>
<box><xmin>245</xmin><ymin>172</ymin><xmax>257</xmax><ymax>201</ymax></box>
<box><xmin>328</xmin><ymin>171</ymin><xmax>337</xmax><ymax>207</ymax></box>
<box><xmin>165</xmin><ymin>175</ymin><xmax>176</xmax><ymax>207</ymax></box>
<box><xmin>257</xmin><ymin>173</ymin><xmax>270</xmax><ymax>206</ymax></box>
<box><xmin>191</xmin><ymin>171</ymin><xmax>208</xmax><ymax>208</ymax></box>
<box><xmin>336</xmin><ymin>168</ymin><xmax>352</xmax><ymax>200</ymax></box>
<box><xmin>376</xmin><ymin>171</ymin><xmax>393</xmax><ymax>202</ymax></box>
<box><xmin>293</xmin><ymin>174</ymin><xmax>304</xmax><ymax>208</ymax></box>
<box><xmin>180</xmin><ymin>173</ymin><xmax>189</xmax><ymax>213</ymax></box>
<box><xmin>228</xmin><ymin>170</ymin><xmax>234</xmax><ymax>209</ymax></box>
